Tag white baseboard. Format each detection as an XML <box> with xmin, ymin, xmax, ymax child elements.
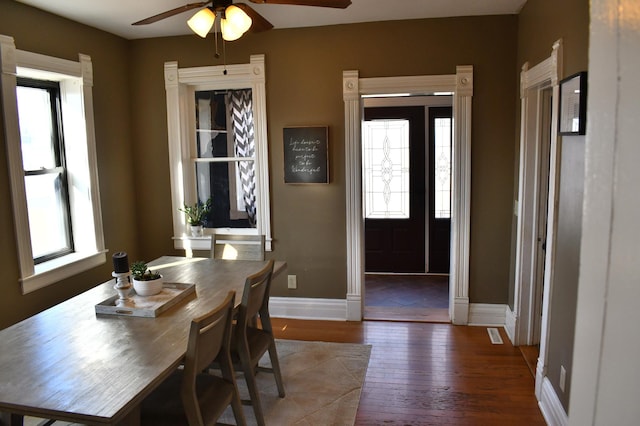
<box><xmin>538</xmin><ymin>376</ymin><xmax>568</xmax><ymax>426</ymax></box>
<box><xmin>269</xmin><ymin>297</ymin><xmax>347</xmax><ymax>321</ymax></box>
<box><xmin>270</xmin><ymin>298</ymin><xmax>508</xmax><ymax>327</ymax></box>
<box><xmin>452</xmin><ymin>296</ymin><xmax>469</xmax><ymax>324</ymax></box>
<box><xmin>505</xmin><ymin>306</ymin><xmax>517</xmax><ymax>344</ymax></box>
<box><xmin>468</xmin><ymin>303</ymin><xmax>507</xmax><ymax>326</ymax></box>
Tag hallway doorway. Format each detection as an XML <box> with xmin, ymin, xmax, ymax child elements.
<box><xmin>361</xmin><ymin>97</ymin><xmax>452</xmax><ymax>322</ymax></box>
<box><xmin>342</xmin><ymin>67</ymin><xmax>473</xmax><ymax>323</ymax></box>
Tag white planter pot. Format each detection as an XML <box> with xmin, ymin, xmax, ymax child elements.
<box><xmin>190</xmin><ymin>224</ymin><xmax>204</xmax><ymax>237</ymax></box>
<box><xmin>132</xmin><ymin>276</ymin><xmax>163</xmax><ymax>296</ymax></box>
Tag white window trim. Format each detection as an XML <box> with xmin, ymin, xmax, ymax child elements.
<box><xmin>165</xmin><ymin>55</ymin><xmax>272</xmax><ymax>253</ymax></box>
<box><xmin>0</xmin><ymin>35</ymin><xmax>106</xmax><ymax>294</ymax></box>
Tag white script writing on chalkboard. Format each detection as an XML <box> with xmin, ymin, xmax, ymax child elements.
<box><xmin>289</xmin><ymin>138</ymin><xmax>322</xmax><ymax>175</ymax></box>
<box><xmin>292</xmin><ymin>165</ymin><xmax>322</xmax><ymax>174</ymax></box>
<box><xmin>289</xmin><ymin>138</ymin><xmax>321</xmax><ymax>152</ymax></box>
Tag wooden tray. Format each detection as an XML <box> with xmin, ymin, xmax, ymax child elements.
<box><xmin>95</xmin><ymin>282</ymin><xmax>196</xmax><ymax>317</ymax></box>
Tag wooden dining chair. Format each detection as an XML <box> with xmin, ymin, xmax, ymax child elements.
<box><xmin>210</xmin><ymin>234</ymin><xmax>265</xmax><ymax>261</ymax></box>
<box><xmin>140</xmin><ymin>291</ymin><xmax>246</xmax><ymax>426</ymax></box>
<box><xmin>221</xmin><ymin>259</ymin><xmax>285</xmax><ymax>426</ymax></box>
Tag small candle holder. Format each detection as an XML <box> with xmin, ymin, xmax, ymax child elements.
<box><xmin>112</xmin><ymin>271</ymin><xmax>132</xmax><ymax>304</ymax></box>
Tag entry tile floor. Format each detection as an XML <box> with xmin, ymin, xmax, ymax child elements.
<box><xmin>364</xmin><ymin>274</ymin><xmax>450</xmax><ymax>323</ymax></box>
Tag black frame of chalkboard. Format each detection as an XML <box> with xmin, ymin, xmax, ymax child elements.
<box><xmin>283</xmin><ymin>126</ymin><xmax>329</xmax><ymax>184</ymax></box>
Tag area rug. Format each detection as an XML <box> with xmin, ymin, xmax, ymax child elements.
<box><xmin>23</xmin><ymin>339</ymin><xmax>371</xmax><ymax>426</ymax></box>
<box><xmin>219</xmin><ymin>339</ymin><xmax>372</xmax><ymax>425</ymax></box>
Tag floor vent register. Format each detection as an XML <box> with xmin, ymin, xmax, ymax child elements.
<box><xmin>487</xmin><ymin>327</ymin><xmax>504</xmax><ymax>345</ymax></box>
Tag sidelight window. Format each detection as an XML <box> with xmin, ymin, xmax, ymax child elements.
<box><xmin>434</xmin><ymin>117</ymin><xmax>452</xmax><ymax>219</ymax></box>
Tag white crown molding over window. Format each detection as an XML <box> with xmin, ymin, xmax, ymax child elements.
<box><xmin>164</xmin><ymin>55</ymin><xmax>272</xmax><ymax>253</ymax></box>
<box><xmin>0</xmin><ymin>35</ymin><xmax>106</xmax><ymax>293</ymax></box>
<box><xmin>342</xmin><ymin>67</ymin><xmax>473</xmax><ymax>323</ymax></box>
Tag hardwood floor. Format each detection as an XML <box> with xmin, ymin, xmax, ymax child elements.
<box><xmin>272</xmin><ymin>318</ymin><xmax>546</xmax><ymax>425</ymax></box>
<box><xmin>519</xmin><ymin>345</ymin><xmax>540</xmax><ymax>378</ymax></box>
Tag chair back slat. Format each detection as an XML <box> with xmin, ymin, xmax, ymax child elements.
<box><xmin>182</xmin><ymin>291</ymin><xmax>235</xmax><ymax>381</ymax></box>
<box><xmin>238</xmin><ymin>260</ymin><xmax>274</xmax><ymax>329</ymax></box>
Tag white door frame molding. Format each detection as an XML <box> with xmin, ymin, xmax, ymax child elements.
<box><xmin>513</xmin><ymin>40</ymin><xmax>563</xmax><ymax>349</ymax></box>
<box><xmin>342</xmin><ymin>67</ymin><xmax>473</xmax><ymax>323</ymax></box>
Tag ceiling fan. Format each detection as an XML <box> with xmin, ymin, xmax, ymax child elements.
<box><xmin>133</xmin><ymin>0</ymin><xmax>352</xmax><ymax>40</ymax></box>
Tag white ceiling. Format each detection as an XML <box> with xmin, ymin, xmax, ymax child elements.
<box><xmin>16</xmin><ymin>0</ymin><xmax>527</xmax><ymax>40</ymax></box>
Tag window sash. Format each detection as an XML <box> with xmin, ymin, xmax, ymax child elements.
<box><xmin>17</xmin><ymin>79</ymin><xmax>74</xmax><ymax>263</ymax></box>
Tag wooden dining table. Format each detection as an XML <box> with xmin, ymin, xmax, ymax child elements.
<box><xmin>0</xmin><ymin>256</ymin><xmax>285</xmax><ymax>426</ymax></box>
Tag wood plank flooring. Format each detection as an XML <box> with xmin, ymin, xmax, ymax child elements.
<box><xmin>272</xmin><ymin>318</ymin><xmax>546</xmax><ymax>425</ymax></box>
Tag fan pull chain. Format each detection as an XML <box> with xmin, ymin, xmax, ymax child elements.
<box><xmin>212</xmin><ymin>15</ymin><xmax>227</xmax><ymax>75</ymax></box>
<box><xmin>222</xmin><ymin>38</ymin><xmax>228</xmax><ymax>75</ymax></box>
<box><xmin>214</xmin><ymin>16</ymin><xmax>220</xmax><ymax>58</ymax></box>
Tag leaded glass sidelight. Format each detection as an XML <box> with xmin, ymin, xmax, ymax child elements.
<box><xmin>362</xmin><ymin>120</ymin><xmax>410</xmax><ymax>219</ymax></box>
<box><xmin>434</xmin><ymin>117</ymin><xmax>452</xmax><ymax>219</ymax></box>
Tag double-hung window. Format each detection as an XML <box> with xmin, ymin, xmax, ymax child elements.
<box><xmin>17</xmin><ymin>78</ymin><xmax>74</xmax><ymax>263</ymax></box>
<box><xmin>165</xmin><ymin>55</ymin><xmax>272</xmax><ymax>254</ymax></box>
<box><xmin>1</xmin><ymin>35</ymin><xmax>106</xmax><ymax>293</ymax></box>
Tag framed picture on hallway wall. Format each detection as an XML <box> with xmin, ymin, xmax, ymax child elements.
<box><xmin>559</xmin><ymin>71</ymin><xmax>588</xmax><ymax>136</ymax></box>
<box><xmin>283</xmin><ymin>126</ymin><xmax>329</xmax><ymax>184</ymax></box>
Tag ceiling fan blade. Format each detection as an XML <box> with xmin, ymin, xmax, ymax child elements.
<box><xmin>132</xmin><ymin>2</ymin><xmax>211</xmax><ymax>25</ymax></box>
<box><xmin>248</xmin><ymin>0</ymin><xmax>351</xmax><ymax>9</ymax></box>
<box><xmin>235</xmin><ymin>3</ymin><xmax>274</xmax><ymax>32</ymax></box>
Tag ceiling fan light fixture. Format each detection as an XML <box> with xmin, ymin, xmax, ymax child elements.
<box><xmin>187</xmin><ymin>8</ymin><xmax>216</xmax><ymax>38</ymax></box>
<box><xmin>221</xmin><ymin>18</ymin><xmax>244</xmax><ymax>41</ymax></box>
<box><xmin>224</xmin><ymin>5</ymin><xmax>252</xmax><ymax>34</ymax></box>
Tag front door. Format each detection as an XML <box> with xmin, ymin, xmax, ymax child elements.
<box><xmin>363</xmin><ymin>106</ymin><xmax>426</xmax><ymax>273</ymax></box>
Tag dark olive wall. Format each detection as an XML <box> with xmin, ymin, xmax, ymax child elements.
<box><xmin>518</xmin><ymin>0</ymin><xmax>589</xmax><ymax>78</ymax></box>
<box><xmin>509</xmin><ymin>0</ymin><xmax>590</xmax><ymax>309</ymax></box>
<box><xmin>514</xmin><ymin>0</ymin><xmax>589</xmax><ymax>413</ymax></box>
<box><xmin>129</xmin><ymin>15</ymin><xmax>519</xmax><ymax>302</ymax></box>
<box><xmin>0</xmin><ymin>2</ymin><xmax>520</xmax><ymax>329</ymax></box>
<box><xmin>0</xmin><ymin>0</ymin><xmax>138</xmax><ymax>329</ymax></box>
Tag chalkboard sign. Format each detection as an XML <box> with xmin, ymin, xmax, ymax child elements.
<box><xmin>283</xmin><ymin>126</ymin><xmax>329</xmax><ymax>184</ymax></box>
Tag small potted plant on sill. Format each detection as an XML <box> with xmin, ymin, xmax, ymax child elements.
<box><xmin>130</xmin><ymin>260</ymin><xmax>163</xmax><ymax>296</ymax></box>
<box><xmin>179</xmin><ymin>197</ymin><xmax>212</xmax><ymax>237</ymax></box>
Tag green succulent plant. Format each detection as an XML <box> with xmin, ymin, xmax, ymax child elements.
<box><xmin>130</xmin><ymin>261</ymin><xmax>161</xmax><ymax>281</ymax></box>
<box><xmin>179</xmin><ymin>197</ymin><xmax>212</xmax><ymax>226</ymax></box>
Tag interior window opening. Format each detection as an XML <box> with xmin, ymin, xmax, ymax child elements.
<box><xmin>194</xmin><ymin>89</ymin><xmax>257</xmax><ymax>229</ymax></box>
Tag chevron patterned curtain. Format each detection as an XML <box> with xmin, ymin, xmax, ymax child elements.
<box><xmin>227</xmin><ymin>89</ymin><xmax>257</xmax><ymax>226</ymax></box>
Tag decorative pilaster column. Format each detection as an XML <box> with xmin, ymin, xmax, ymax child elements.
<box><xmin>343</xmin><ymin>70</ymin><xmax>363</xmax><ymax>321</ymax></box>
<box><xmin>451</xmin><ymin>65</ymin><xmax>473</xmax><ymax>324</ymax></box>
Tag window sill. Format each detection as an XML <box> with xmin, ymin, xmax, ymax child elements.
<box><xmin>21</xmin><ymin>250</ymin><xmax>108</xmax><ymax>294</ymax></box>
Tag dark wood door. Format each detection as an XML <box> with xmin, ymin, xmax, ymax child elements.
<box><xmin>364</xmin><ymin>106</ymin><xmax>426</xmax><ymax>273</ymax></box>
<box><xmin>428</xmin><ymin>107</ymin><xmax>452</xmax><ymax>273</ymax></box>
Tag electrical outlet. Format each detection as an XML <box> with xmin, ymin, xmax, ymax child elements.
<box><xmin>559</xmin><ymin>365</ymin><xmax>566</xmax><ymax>392</ymax></box>
<box><xmin>287</xmin><ymin>275</ymin><xmax>297</xmax><ymax>289</ymax></box>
